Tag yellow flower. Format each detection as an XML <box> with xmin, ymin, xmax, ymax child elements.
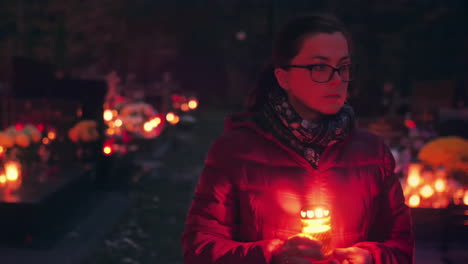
<box><xmin>69</xmin><ymin>120</ymin><xmax>99</xmax><ymax>142</ymax></box>
<box><xmin>6</xmin><ymin>127</ymin><xmax>17</xmax><ymax>137</ymax></box>
<box><xmin>418</xmin><ymin>136</ymin><xmax>468</xmax><ymax>171</ymax></box>
<box><xmin>68</xmin><ymin>128</ymin><xmax>80</xmax><ymax>143</ymax></box>
<box><xmin>22</xmin><ymin>125</ymin><xmax>42</xmax><ymax>143</ymax></box>
<box><xmin>23</xmin><ymin>125</ymin><xmax>39</xmax><ymax>136</ymax></box>
<box><xmin>0</xmin><ymin>132</ymin><xmax>15</xmax><ymax>148</ymax></box>
<box><xmin>15</xmin><ymin>132</ymin><xmax>30</xmax><ymax>148</ymax></box>
<box><xmin>30</xmin><ymin>131</ymin><xmax>42</xmax><ymax>143</ymax></box>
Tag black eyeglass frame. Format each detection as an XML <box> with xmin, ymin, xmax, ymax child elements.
<box><xmin>281</xmin><ymin>63</ymin><xmax>355</xmax><ymax>83</ymax></box>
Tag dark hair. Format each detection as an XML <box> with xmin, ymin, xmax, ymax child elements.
<box><xmin>247</xmin><ymin>13</ymin><xmax>352</xmax><ymax>111</ymax></box>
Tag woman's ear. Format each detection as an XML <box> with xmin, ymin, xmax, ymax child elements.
<box><xmin>274</xmin><ymin>68</ymin><xmax>290</xmax><ymax>92</ymax></box>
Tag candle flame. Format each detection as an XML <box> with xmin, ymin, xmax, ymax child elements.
<box><xmin>407</xmin><ymin>164</ymin><xmax>422</xmax><ymax>187</ymax></box>
<box><xmin>166</xmin><ymin>113</ymin><xmax>180</xmax><ymax>125</ymax></box>
<box><xmin>420</xmin><ymin>185</ymin><xmax>434</xmax><ymax>198</ymax></box>
<box><xmin>150</xmin><ymin>117</ymin><xmax>161</xmax><ymax>127</ymax></box>
<box><xmin>5</xmin><ymin>161</ymin><xmax>20</xmax><ymax>181</ymax></box>
<box><xmin>464</xmin><ymin>191</ymin><xmax>468</xmax><ymax>206</ymax></box>
<box><xmin>103</xmin><ymin>146</ymin><xmax>112</xmax><ymax>155</ymax></box>
<box><xmin>409</xmin><ymin>194</ymin><xmax>421</xmax><ymax>207</ymax></box>
<box><xmin>143</xmin><ymin>122</ymin><xmax>154</xmax><ymax>132</ymax></box>
<box><xmin>48</xmin><ymin>131</ymin><xmax>56</xmax><ymax>140</ymax></box>
<box><xmin>104</xmin><ymin>110</ymin><xmax>113</xmax><ymax>121</ymax></box>
<box><xmin>115</xmin><ymin>119</ymin><xmax>123</xmax><ymax>127</ymax></box>
<box><xmin>434</xmin><ymin>179</ymin><xmax>446</xmax><ymax>192</ymax></box>
<box><xmin>106</xmin><ymin>128</ymin><xmax>115</xmax><ymax>135</ymax></box>
<box><xmin>302</xmin><ymin>217</ymin><xmax>331</xmax><ymax>234</ymax></box>
<box><xmin>188</xmin><ymin>100</ymin><xmax>198</xmax><ymax>110</ymax></box>
<box><xmin>316</xmin><ymin>208</ymin><xmax>324</xmax><ymax>218</ymax></box>
<box><xmin>181</xmin><ymin>103</ymin><xmax>189</xmax><ymax>112</ymax></box>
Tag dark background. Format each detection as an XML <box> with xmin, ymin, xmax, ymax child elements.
<box><xmin>0</xmin><ymin>0</ymin><xmax>467</xmax><ymax>113</ymax></box>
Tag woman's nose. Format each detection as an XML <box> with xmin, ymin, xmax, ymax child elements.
<box><xmin>328</xmin><ymin>71</ymin><xmax>343</xmax><ymax>86</ymax></box>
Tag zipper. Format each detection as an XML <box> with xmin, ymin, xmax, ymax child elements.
<box><xmin>241</xmin><ymin>121</ymin><xmax>329</xmax><ymax>205</ymax></box>
<box><xmin>236</xmin><ymin>119</ymin><xmax>355</xmax><ymax>206</ymax></box>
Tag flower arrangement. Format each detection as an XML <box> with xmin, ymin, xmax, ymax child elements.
<box><xmin>418</xmin><ymin>136</ymin><xmax>468</xmax><ymax>184</ymax></box>
<box><xmin>0</xmin><ymin>125</ymin><xmax>41</xmax><ymax>149</ymax></box>
<box><xmin>68</xmin><ymin>120</ymin><xmax>100</xmax><ymax>143</ymax></box>
<box><xmin>0</xmin><ymin>132</ymin><xmax>14</xmax><ymax>148</ymax></box>
<box><xmin>119</xmin><ymin>103</ymin><xmax>157</xmax><ymax>134</ymax></box>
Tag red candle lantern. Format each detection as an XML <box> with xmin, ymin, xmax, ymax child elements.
<box><xmin>300</xmin><ymin>205</ymin><xmax>333</xmax><ymax>260</ymax></box>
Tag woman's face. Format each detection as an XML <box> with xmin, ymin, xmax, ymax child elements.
<box><xmin>275</xmin><ymin>32</ymin><xmax>350</xmax><ymax>120</ymax></box>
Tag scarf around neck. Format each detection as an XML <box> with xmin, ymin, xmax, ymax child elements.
<box><xmin>256</xmin><ymin>86</ymin><xmax>355</xmax><ymax>169</ymax></box>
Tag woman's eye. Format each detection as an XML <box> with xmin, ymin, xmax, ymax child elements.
<box><xmin>313</xmin><ymin>65</ymin><xmax>329</xmax><ymax>72</ymax></box>
<box><xmin>339</xmin><ymin>64</ymin><xmax>350</xmax><ymax>71</ymax></box>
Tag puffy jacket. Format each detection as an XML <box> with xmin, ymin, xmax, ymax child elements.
<box><xmin>182</xmin><ymin>112</ymin><xmax>414</xmax><ymax>264</ymax></box>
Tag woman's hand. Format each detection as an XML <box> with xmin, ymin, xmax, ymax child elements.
<box><xmin>333</xmin><ymin>247</ymin><xmax>373</xmax><ymax>264</ymax></box>
<box><xmin>272</xmin><ymin>235</ymin><xmax>326</xmax><ymax>264</ymax></box>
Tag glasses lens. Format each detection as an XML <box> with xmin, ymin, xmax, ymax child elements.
<box><xmin>339</xmin><ymin>64</ymin><xmax>353</xmax><ymax>81</ymax></box>
<box><xmin>310</xmin><ymin>65</ymin><xmax>333</xmax><ymax>82</ymax></box>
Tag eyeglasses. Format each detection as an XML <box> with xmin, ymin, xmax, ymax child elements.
<box><xmin>282</xmin><ymin>64</ymin><xmax>355</xmax><ymax>83</ymax></box>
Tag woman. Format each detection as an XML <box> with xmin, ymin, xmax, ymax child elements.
<box><xmin>182</xmin><ymin>13</ymin><xmax>414</xmax><ymax>264</ymax></box>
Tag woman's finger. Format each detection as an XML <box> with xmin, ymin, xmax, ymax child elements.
<box><xmin>334</xmin><ymin>247</ymin><xmax>354</xmax><ymax>261</ymax></box>
<box><xmin>288</xmin><ymin>255</ymin><xmax>313</xmax><ymax>264</ymax></box>
<box><xmin>288</xmin><ymin>235</ymin><xmax>323</xmax><ymax>248</ymax></box>
<box><xmin>296</xmin><ymin>246</ymin><xmax>324</xmax><ymax>259</ymax></box>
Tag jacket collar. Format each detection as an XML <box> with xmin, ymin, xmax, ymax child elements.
<box><xmin>224</xmin><ymin>112</ymin><xmax>354</xmax><ymax>171</ymax></box>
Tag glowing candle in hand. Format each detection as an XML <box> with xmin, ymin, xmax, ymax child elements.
<box><xmin>300</xmin><ymin>206</ymin><xmax>333</xmax><ymax>258</ymax></box>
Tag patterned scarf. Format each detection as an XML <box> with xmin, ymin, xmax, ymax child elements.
<box><xmin>256</xmin><ymin>86</ymin><xmax>355</xmax><ymax>169</ymax></box>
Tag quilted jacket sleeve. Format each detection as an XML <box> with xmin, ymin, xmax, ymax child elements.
<box><xmin>354</xmin><ymin>143</ymin><xmax>415</xmax><ymax>264</ymax></box>
<box><xmin>181</xmin><ymin>137</ymin><xmax>281</xmax><ymax>264</ymax></box>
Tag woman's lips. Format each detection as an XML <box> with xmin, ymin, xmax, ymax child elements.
<box><xmin>323</xmin><ymin>94</ymin><xmax>342</xmax><ymax>99</ymax></box>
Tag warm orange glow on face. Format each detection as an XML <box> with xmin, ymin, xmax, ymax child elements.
<box><xmin>464</xmin><ymin>191</ymin><xmax>468</xmax><ymax>206</ymax></box>
<box><xmin>0</xmin><ymin>146</ymin><xmax>4</xmax><ymax>155</ymax></box>
<box><xmin>48</xmin><ymin>131</ymin><xmax>56</xmax><ymax>140</ymax></box>
<box><xmin>181</xmin><ymin>103</ymin><xmax>189</xmax><ymax>112</ymax></box>
<box><xmin>188</xmin><ymin>100</ymin><xmax>198</xmax><ymax>110</ymax></box>
<box><xmin>104</xmin><ymin>110</ymin><xmax>113</xmax><ymax>121</ymax></box>
<box><xmin>5</xmin><ymin>161</ymin><xmax>20</xmax><ymax>181</ymax></box>
<box><xmin>114</xmin><ymin>119</ymin><xmax>123</xmax><ymax>127</ymax></box>
<box><xmin>420</xmin><ymin>185</ymin><xmax>435</xmax><ymax>198</ymax></box>
<box><xmin>409</xmin><ymin>194</ymin><xmax>421</xmax><ymax>207</ymax></box>
<box><xmin>434</xmin><ymin>179</ymin><xmax>446</xmax><ymax>192</ymax></box>
<box><xmin>42</xmin><ymin>137</ymin><xmax>50</xmax><ymax>145</ymax></box>
<box><xmin>103</xmin><ymin>146</ymin><xmax>112</xmax><ymax>155</ymax></box>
